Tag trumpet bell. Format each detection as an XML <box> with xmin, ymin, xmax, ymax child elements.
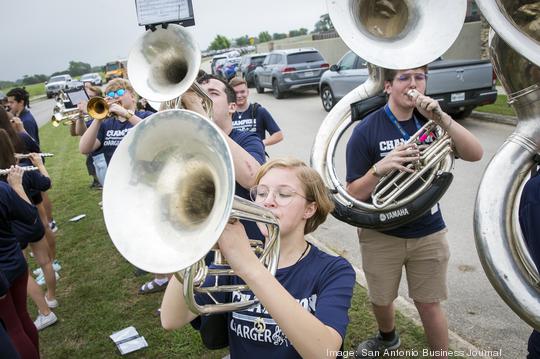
<box><xmin>103</xmin><ymin>109</ymin><xmax>235</xmax><ymax>274</ymax></box>
<box><xmin>328</xmin><ymin>0</ymin><xmax>467</xmax><ymax>69</ymax></box>
<box><xmin>127</xmin><ymin>24</ymin><xmax>201</xmax><ymax>102</ymax></box>
<box><xmin>87</xmin><ymin>97</ymin><xmax>111</xmax><ymax>120</ymax></box>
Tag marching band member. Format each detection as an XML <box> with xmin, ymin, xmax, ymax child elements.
<box><xmin>161</xmin><ymin>158</ymin><xmax>355</xmax><ymax>358</ymax></box>
<box><xmin>346</xmin><ymin>65</ymin><xmax>483</xmax><ymax>359</ymax></box>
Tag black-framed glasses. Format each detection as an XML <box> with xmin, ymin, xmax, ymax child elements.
<box><xmin>395</xmin><ymin>73</ymin><xmax>428</xmax><ymax>83</ymax></box>
<box><xmin>249</xmin><ymin>184</ymin><xmax>308</xmax><ymax>206</ymax></box>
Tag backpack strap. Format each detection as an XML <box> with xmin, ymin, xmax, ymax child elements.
<box><xmin>251</xmin><ymin>102</ymin><xmax>260</xmax><ymax>119</ymax></box>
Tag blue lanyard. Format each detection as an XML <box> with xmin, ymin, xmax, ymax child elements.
<box><xmin>384</xmin><ymin>105</ymin><xmax>422</xmax><ymax>141</ymax></box>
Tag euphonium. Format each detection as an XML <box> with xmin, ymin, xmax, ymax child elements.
<box><xmin>102</xmin><ymin>110</ymin><xmax>280</xmax><ymax>314</ymax></box>
<box><xmin>474</xmin><ymin>0</ymin><xmax>540</xmax><ymax>330</ymax></box>
<box><xmin>310</xmin><ymin>0</ymin><xmax>466</xmax><ymax>229</ymax></box>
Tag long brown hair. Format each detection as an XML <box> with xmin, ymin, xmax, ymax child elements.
<box><xmin>0</xmin><ymin>129</ymin><xmax>17</xmax><ymax>171</ymax></box>
<box><xmin>0</xmin><ymin>107</ymin><xmax>25</xmax><ymax>153</ymax></box>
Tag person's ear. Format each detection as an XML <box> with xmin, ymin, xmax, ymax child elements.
<box><xmin>303</xmin><ymin>202</ymin><xmax>317</xmax><ymax>220</ymax></box>
<box><xmin>228</xmin><ymin>101</ymin><xmax>237</xmax><ymax>114</ymax></box>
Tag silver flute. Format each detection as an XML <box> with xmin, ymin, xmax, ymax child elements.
<box><xmin>0</xmin><ymin>166</ymin><xmax>39</xmax><ymax>175</ymax></box>
<box><xmin>14</xmin><ymin>153</ymin><xmax>54</xmax><ymax>159</ymax></box>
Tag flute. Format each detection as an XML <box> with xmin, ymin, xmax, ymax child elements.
<box><xmin>14</xmin><ymin>153</ymin><xmax>54</xmax><ymax>159</ymax></box>
<box><xmin>0</xmin><ymin>166</ymin><xmax>39</xmax><ymax>175</ymax></box>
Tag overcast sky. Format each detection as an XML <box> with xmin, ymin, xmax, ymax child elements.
<box><xmin>1</xmin><ymin>0</ymin><xmax>328</xmax><ymax>81</ymax></box>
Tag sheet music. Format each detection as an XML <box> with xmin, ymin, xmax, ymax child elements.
<box><xmin>135</xmin><ymin>0</ymin><xmax>191</xmax><ymax>26</ymax></box>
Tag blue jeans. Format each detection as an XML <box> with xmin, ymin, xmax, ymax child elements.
<box><xmin>92</xmin><ymin>153</ymin><xmax>108</xmax><ymax>186</ymax></box>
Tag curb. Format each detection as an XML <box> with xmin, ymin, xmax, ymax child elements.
<box><xmin>470</xmin><ymin>111</ymin><xmax>516</xmax><ymax>126</ymax></box>
<box><xmin>306</xmin><ymin>234</ymin><xmax>493</xmax><ymax>359</ymax></box>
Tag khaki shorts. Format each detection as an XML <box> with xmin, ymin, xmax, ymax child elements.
<box><xmin>358</xmin><ymin>228</ymin><xmax>450</xmax><ymax>305</ymax></box>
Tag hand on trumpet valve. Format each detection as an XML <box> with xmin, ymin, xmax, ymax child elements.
<box><xmin>375</xmin><ymin>143</ymin><xmax>421</xmax><ymax>176</ymax></box>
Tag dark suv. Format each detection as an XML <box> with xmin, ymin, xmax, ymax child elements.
<box><xmin>238</xmin><ymin>53</ymin><xmax>267</xmax><ymax>87</ymax></box>
<box><xmin>253</xmin><ymin>48</ymin><xmax>329</xmax><ymax>99</ymax></box>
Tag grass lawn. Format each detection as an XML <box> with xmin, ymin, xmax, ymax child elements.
<box><xmin>474</xmin><ymin>94</ymin><xmax>516</xmax><ymax>117</ymax></box>
<box><xmin>1</xmin><ymin>83</ymin><xmax>46</xmax><ymax>98</ymax></box>
<box><xmin>33</xmin><ymin>123</ymin><xmax>465</xmax><ymax>358</ymax></box>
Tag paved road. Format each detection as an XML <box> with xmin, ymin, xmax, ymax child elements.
<box><xmin>31</xmin><ymin>87</ymin><xmax>530</xmax><ymax>358</ymax></box>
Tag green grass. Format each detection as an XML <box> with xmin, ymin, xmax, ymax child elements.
<box><xmin>34</xmin><ymin>124</ymin><xmax>465</xmax><ymax>358</ymax></box>
<box><xmin>1</xmin><ymin>83</ymin><xmax>46</xmax><ymax>98</ymax></box>
<box><xmin>474</xmin><ymin>94</ymin><xmax>516</xmax><ymax>117</ymax></box>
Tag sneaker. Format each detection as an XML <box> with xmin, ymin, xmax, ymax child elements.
<box><xmin>355</xmin><ymin>332</ymin><xmax>401</xmax><ymax>359</ymax></box>
<box><xmin>49</xmin><ymin>220</ymin><xmax>58</xmax><ymax>233</ymax></box>
<box><xmin>34</xmin><ymin>311</ymin><xmax>58</xmax><ymax>331</ymax></box>
<box><xmin>36</xmin><ymin>271</ymin><xmax>60</xmax><ymax>286</ymax></box>
<box><xmin>45</xmin><ymin>295</ymin><xmax>58</xmax><ymax>308</ymax></box>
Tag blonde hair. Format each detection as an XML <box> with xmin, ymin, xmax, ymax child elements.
<box><xmin>255</xmin><ymin>158</ymin><xmax>335</xmax><ymax>234</ymax></box>
<box><xmin>104</xmin><ymin>78</ymin><xmax>136</xmax><ymax>99</ymax></box>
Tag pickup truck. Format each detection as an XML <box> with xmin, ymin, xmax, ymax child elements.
<box><xmin>319</xmin><ymin>51</ymin><xmax>497</xmax><ymax>119</ymax></box>
<box><xmin>45</xmin><ymin>74</ymin><xmax>83</xmax><ymax>98</ymax></box>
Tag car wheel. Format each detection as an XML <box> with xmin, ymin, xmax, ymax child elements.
<box><xmin>321</xmin><ymin>85</ymin><xmax>335</xmax><ymax>112</ymax></box>
<box><xmin>46</xmin><ymin>93</ymin><xmax>52</xmax><ymax>99</ymax></box>
<box><xmin>272</xmin><ymin>80</ymin><xmax>284</xmax><ymax>99</ymax></box>
<box><xmin>255</xmin><ymin>77</ymin><xmax>265</xmax><ymax>94</ymax></box>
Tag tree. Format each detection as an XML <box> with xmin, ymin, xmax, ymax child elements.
<box><xmin>272</xmin><ymin>33</ymin><xmax>287</xmax><ymax>40</ymax></box>
<box><xmin>209</xmin><ymin>34</ymin><xmax>231</xmax><ymax>50</ymax></box>
<box><xmin>68</xmin><ymin>61</ymin><xmax>92</xmax><ymax>77</ymax></box>
<box><xmin>258</xmin><ymin>31</ymin><xmax>272</xmax><ymax>43</ymax></box>
<box><xmin>235</xmin><ymin>35</ymin><xmax>249</xmax><ymax>47</ymax></box>
<box><xmin>20</xmin><ymin>74</ymin><xmax>48</xmax><ymax>85</ymax></box>
<box><xmin>313</xmin><ymin>13</ymin><xmax>334</xmax><ymax>33</ymax></box>
<box><xmin>289</xmin><ymin>28</ymin><xmax>309</xmax><ymax>37</ymax></box>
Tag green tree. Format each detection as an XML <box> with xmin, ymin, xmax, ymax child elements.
<box><xmin>272</xmin><ymin>33</ymin><xmax>287</xmax><ymax>40</ymax></box>
<box><xmin>313</xmin><ymin>13</ymin><xmax>334</xmax><ymax>32</ymax></box>
<box><xmin>258</xmin><ymin>31</ymin><xmax>272</xmax><ymax>43</ymax></box>
<box><xmin>235</xmin><ymin>35</ymin><xmax>249</xmax><ymax>46</ymax></box>
<box><xmin>209</xmin><ymin>35</ymin><xmax>231</xmax><ymax>50</ymax></box>
<box><xmin>289</xmin><ymin>28</ymin><xmax>309</xmax><ymax>37</ymax></box>
<box><xmin>68</xmin><ymin>61</ymin><xmax>92</xmax><ymax>77</ymax></box>
<box><xmin>20</xmin><ymin>74</ymin><xmax>48</xmax><ymax>85</ymax></box>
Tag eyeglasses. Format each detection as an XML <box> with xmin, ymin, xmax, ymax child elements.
<box><xmin>249</xmin><ymin>184</ymin><xmax>309</xmax><ymax>206</ymax></box>
<box><xmin>395</xmin><ymin>73</ymin><xmax>428</xmax><ymax>83</ymax></box>
<box><xmin>106</xmin><ymin>88</ymin><xmax>126</xmax><ymax>98</ymax></box>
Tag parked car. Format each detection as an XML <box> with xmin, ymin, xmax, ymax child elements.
<box><xmin>80</xmin><ymin>73</ymin><xmax>102</xmax><ymax>86</ymax></box>
<box><xmin>253</xmin><ymin>48</ymin><xmax>329</xmax><ymax>99</ymax></box>
<box><xmin>238</xmin><ymin>53</ymin><xmax>267</xmax><ymax>87</ymax></box>
<box><xmin>214</xmin><ymin>58</ymin><xmax>229</xmax><ymax>78</ymax></box>
<box><xmin>222</xmin><ymin>57</ymin><xmax>242</xmax><ymax>81</ymax></box>
<box><xmin>319</xmin><ymin>51</ymin><xmax>498</xmax><ymax>118</ymax></box>
<box><xmin>45</xmin><ymin>74</ymin><xmax>74</xmax><ymax>98</ymax></box>
<box><xmin>211</xmin><ymin>54</ymin><xmax>228</xmax><ymax>75</ymax></box>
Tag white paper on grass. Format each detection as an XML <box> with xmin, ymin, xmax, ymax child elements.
<box><xmin>110</xmin><ymin>326</ymin><xmax>148</xmax><ymax>355</ymax></box>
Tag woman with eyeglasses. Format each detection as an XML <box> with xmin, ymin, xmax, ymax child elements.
<box><xmin>161</xmin><ymin>158</ymin><xmax>356</xmax><ymax>358</ymax></box>
<box><xmin>345</xmin><ymin>65</ymin><xmax>483</xmax><ymax>358</ymax></box>
<box><xmin>79</xmin><ymin>78</ymin><xmax>154</xmax><ymax>185</ymax></box>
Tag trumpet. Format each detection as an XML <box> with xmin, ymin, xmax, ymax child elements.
<box><xmin>87</xmin><ymin>97</ymin><xmax>120</xmax><ymax>120</ymax></box>
<box><xmin>15</xmin><ymin>153</ymin><xmax>54</xmax><ymax>159</ymax></box>
<box><xmin>0</xmin><ymin>166</ymin><xmax>38</xmax><ymax>175</ymax></box>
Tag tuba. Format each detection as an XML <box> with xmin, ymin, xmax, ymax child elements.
<box><xmin>127</xmin><ymin>24</ymin><xmax>212</xmax><ymax>114</ymax></box>
<box><xmin>310</xmin><ymin>0</ymin><xmax>467</xmax><ymax>229</ymax></box>
<box><xmin>474</xmin><ymin>0</ymin><xmax>540</xmax><ymax>330</ymax></box>
<box><xmin>103</xmin><ymin>110</ymin><xmax>280</xmax><ymax>315</ymax></box>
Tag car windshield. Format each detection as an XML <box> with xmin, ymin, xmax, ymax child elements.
<box><xmin>81</xmin><ymin>74</ymin><xmax>94</xmax><ymax>80</ymax></box>
<box><xmin>287</xmin><ymin>52</ymin><xmax>323</xmax><ymax>64</ymax></box>
<box><xmin>253</xmin><ymin>57</ymin><xmax>265</xmax><ymax>65</ymax></box>
<box><xmin>106</xmin><ymin>63</ymin><xmax>119</xmax><ymax>71</ymax></box>
<box><xmin>49</xmin><ymin>76</ymin><xmax>67</xmax><ymax>82</ymax></box>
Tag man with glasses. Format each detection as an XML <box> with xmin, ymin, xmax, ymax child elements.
<box><xmin>345</xmin><ymin>66</ymin><xmax>483</xmax><ymax>359</ymax></box>
<box><xmin>79</xmin><ymin>78</ymin><xmax>154</xmax><ymax>186</ymax></box>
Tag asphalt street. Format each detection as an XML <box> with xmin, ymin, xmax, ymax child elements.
<box><xmin>31</xmin><ymin>88</ymin><xmax>530</xmax><ymax>358</ymax></box>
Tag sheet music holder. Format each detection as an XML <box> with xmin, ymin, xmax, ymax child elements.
<box><xmin>135</xmin><ymin>0</ymin><xmax>195</xmax><ymax>30</ymax></box>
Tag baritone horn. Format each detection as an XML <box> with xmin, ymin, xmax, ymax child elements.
<box><xmin>310</xmin><ymin>0</ymin><xmax>466</xmax><ymax>230</ymax></box>
<box><xmin>102</xmin><ymin>110</ymin><xmax>280</xmax><ymax>315</ymax></box>
<box><xmin>474</xmin><ymin>0</ymin><xmax>540</xmax><ymax>330</ymax></box>
<box><xmin>127</xmin><ymin>23</ymin><xmax>213</xmax><ymax>115</ymax></box>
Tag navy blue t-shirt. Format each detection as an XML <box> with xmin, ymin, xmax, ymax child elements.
<box><xmin>0</xmin><ymin>182</ymin><xmax>39</xmax><ymax>284</ymax></box>
<box><xmin>96</xmin><ymin>110</ymin><xmax>153</xmax><ymax>164</ymax></box>
<box><xmin>232</xmin><ymin>104</ymin><xmax>281</xmax><ymax>141</ymax></box>
<box><xmin>19</xmin><ymin>109</ymin><xmax>40</xmax><ymax>145</ymax></box>
<box><xmin>229</xmin><ymin>129</ymin><xmax>266</xmax><ymax>241</ymax></box>
<box><xmin>519</xmin><ymin>170</ymin><xmax>540</xmax><ymax>359</ymax></box>
<box><xmin>346</xmin><ymin>106</ymin><xmax>446</xmax><ymax>238</ymax></box>
<box><xmin>194</xmin><ymin>244</ymin><xmax>355</xmax><ymax>358</ymax></box>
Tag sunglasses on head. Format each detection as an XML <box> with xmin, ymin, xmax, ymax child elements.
<box><xmin>106</xmin><ymin>88</ymin><xmax>126</xmax><ymax>98</ymax></box>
